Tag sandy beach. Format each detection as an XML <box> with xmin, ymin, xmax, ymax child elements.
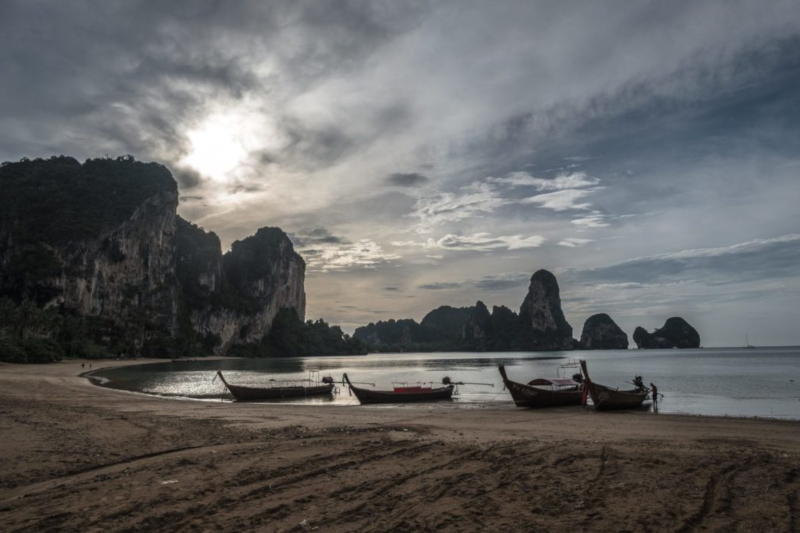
<box><xmin>1</xmin><ymin>360</ymin><xmax>798</xmax><ymax>533</ymax></box>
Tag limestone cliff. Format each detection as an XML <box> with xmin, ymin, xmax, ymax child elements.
<box><xmin>0</xmin><ymin>156</ymin><xmax>306</xmax><ymax>358</ymax></box>
<box><xmin>462</xmin><ymin>301</ymin><xmax>491</xmax><ymax>349</ymax></box>
<box><xmin>353</xmin><ymin>319</ymin><xmax>433</xmax><ymax>350</ymax></box>
<box><xmin>46</xmin><ymin>187</ymin><xmax>180</xmax><ymax>335</ymax></box>
<box><xmin>420</xmin><ymin>305</ymin><xmax>474</xmax><ymax>341</ymax></box>
<box><xmin>579</xmin><ymin>313</ymin><xmax>629</xmax><ymax>350</ymax></box>
<box><xmin>633</xmin><ymin>317</ymin><xmax>700</xmax><ymax>349</ymax></box>
<box><xmin>518</xmin><ymin>270</ymin><xmax>575</xmax><ymax>350</ymax></box>
<box><xmin>0</xmin><ymin>156</ymin><xmax>180</xmax><ymax>351</ymax></box>
<box><xmin>185</xmin><ymin>227</ymin><xmax>306</xmax><ymax>353</ymax></box>
<box><xmin>354</xmin><ymin>270</ymin><xmax>579</xmax><ymax>352</ymax></box>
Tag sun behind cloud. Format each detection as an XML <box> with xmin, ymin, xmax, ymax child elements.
<box><xmin>182</xmin><ymin>113</ymin><xmax>249</xmax><ymax>182</ymax></box>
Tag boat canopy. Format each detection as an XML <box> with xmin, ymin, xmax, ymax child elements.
<box><xmin>527</xmin><ymin>378</ymin><xmax>579</xmax><ymax>387</ymax></box>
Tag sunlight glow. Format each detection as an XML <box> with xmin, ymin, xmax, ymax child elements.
<box><xmin>182</xmin><ymin>114</ymin><xmax>248</xmax><ymax>182</ymax></box>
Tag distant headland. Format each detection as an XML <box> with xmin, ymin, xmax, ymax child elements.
<box><xmin>353</xmin><ymin>270</ymin><xmax>701</xmax><ymax>352</ymax></box>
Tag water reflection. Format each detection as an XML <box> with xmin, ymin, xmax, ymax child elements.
<box><xmin>89</xmin><ymin>347</ymin><xmax>800</xmax><ymax>419</ymax></box>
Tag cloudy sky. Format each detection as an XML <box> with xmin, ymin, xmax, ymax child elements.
<box><xmin>2</xmin><ymin>0</ymin><xmax>800</xmax><ymax>346</ymax></box>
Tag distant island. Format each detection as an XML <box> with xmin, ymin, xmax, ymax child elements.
<box><xmin>0</xmin><ymin>156</ymin><xmax>365</xmax><ymax>363</ymax></box>
<box><xmin>633</xmin><ymin>318</ymin><xmax>700</xmax><ymax>349</ymax></box>
<box><xmin>354</xmin><ymin>270</ymin><xmax>700</xmax><ymax>353</ymax></box>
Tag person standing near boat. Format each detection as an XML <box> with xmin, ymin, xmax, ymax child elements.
<box><xmin>650</xmin><ymin>382</ymin><xmax>658</xmax><ymax>406</ymax></box>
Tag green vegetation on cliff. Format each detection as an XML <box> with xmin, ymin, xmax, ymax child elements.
<box><xmin>0</xmin><ymin>297</ymin><xmax>138</xmax><ymax>362</ymax></box>
<box><xmin>228</xmin><ymin>308</ymin><xmax>367</xmax><ymax>358</ymax></box>
<box><xmin>0</xmin><ymin>155</ymin><xmax>176</xmax><ymax>246</ymax></box>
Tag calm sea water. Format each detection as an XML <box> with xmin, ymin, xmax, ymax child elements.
<box><xmin>89</xmin><ymin>347</ymin><xmax>800</xmax><ymax>419</ymax></box>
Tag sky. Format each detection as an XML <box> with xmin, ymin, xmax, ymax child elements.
<box><xmin>2</xmin><ymin>0</ymin><xmax>800</xmax><ymax>346</ymax></box>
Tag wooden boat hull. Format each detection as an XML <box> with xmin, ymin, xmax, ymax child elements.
<box><xmin>217</xmin><ymin>371</ymin><xmax>334</xmax><ymax>401</ymax></box>
<box><xmin>579</xmin><ymin>361</ymin><xmax>648</xmax><ymax>411</ymax></box>
<box><xmin>343</xmin><ymin>374</ymin><xmax>454</xmax><ymax>404</ymax></box>
<box><xmin>584</xmin><ymin>381</ymin><xmax>648</xmax><ymax>410</ymax></box>
<box><xmin>498</xmin><ymin>365</ymin><xmax>583</xmax><ymax>408</ymax></box>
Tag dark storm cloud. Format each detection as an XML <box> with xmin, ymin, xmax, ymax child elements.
<box><xmin>173</xmin><ymin>168</ymin><xmax>203</xmax><ymax>189</ymax></box>
<box><xmin>289</xmin><ymin>227</ymin><xmax>350</xmax><ymax>248</ymax></box>
<box><xmin>0</xmin><ymin>0</ymin><xmax>425</xmax><ymax>171</ymax></box>
<box><xmin>571</xmin><ymin>235</ymin><xmax>800</xmax><ymax>286</ymax></box>
<box><xmin>417</xmin><ymin>272</ymin><xmax>530</xmax><ymax>292</ymax></box>
<box><xmin>418</xmin><ymin>282</ymin><xmax>462</xmax><ymax>290</ymax></box>
<box><xmin>228</xmin><ymin>183</ymin><xmax>264</xmax><ymax>194</ymax></box>
<box><xmin>265</xmin><ymin>119</ymin><xmax>356</xmax><ymax>171</ymax></box>
<box><xmin>387</xmin><ymin>172</ymin><xmax>429</xmax><ymax>187</ymax></box>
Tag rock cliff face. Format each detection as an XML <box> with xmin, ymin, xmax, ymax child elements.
<box><xmin>44</xmin><ymin>189</ymin><xmax>177</xmax><ymax>332</ymax></box>
<box><xmin>0</xmin><ymin>157</ymin><xmax>181</xmax><ymax>347</ymax></box>
<box><xmin>353</xmin><ymin>269</ymin><xmax>700</xmax><ymax>354</ymax></box>
<box><xmin>580</xmin><ymin>313</ymin><xmax>629</xmax><ymax>350</ymax></box>
<box><xmin>352</xmin><ymin>319</ymin><xmax>431</xmax><ymax>349</ymax></box>
<box><xmin>633</xmin><ymin>317</ymin><xmax>700</xmax><ymax>349</ymax></box>
<box><xmin>355</xmin><ymin>270</ymin><xmax>578</xmax><ymax>352</ymax></box>
<box><xmin>187</xmin><ymin>227</ymin><xmax>306</xmax><ymax>352</ymax></box>
<box><xmin>420</xmin><ymin>305</ymin><xmax>474</xmax><ymax>341</ymax></box>
<box><xmin>354</xmin><ymin>307</ymin><xmax>476</xmax><ymax>349</ymax></box>
<box><xmin>462</xmin><ymin>301</ymin><xmax>491</xmax><ymax>349</ymax></box>
<box><xmin>518</xmin><ymin>270</ymin><xmax>575</xmax><ymax>350</ymax></box>
<box><xmin>487</xmin><ymin>306</ymin><xmax>519</xmax><ymax>350</ymax></box>
<box><xmin>0</xmin><ymin>156</ymin><xmax>305</xmax><ymax>357</ymax></box>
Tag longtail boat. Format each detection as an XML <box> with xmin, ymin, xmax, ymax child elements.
<box><xmin>343</xmin><ymin>373</ymin><xmax>454</xmax><ymax>404</ymax></box>
<box><xmin>579</xmin><ymin>360</ymin><xmax>649</xmax><ymax>411</ymax></box>
<box><xmin>498</xmin><ymin>365</ymin><xmax>583</xmax><ymax>408</ymax></box>
<box><xmin>216</xmin><ymin>370</ymin><xmax>334</xmax><ymax>401</ymax></box>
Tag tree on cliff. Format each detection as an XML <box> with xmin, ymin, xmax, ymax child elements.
<box><xmin>0</xmin><ymin>155</ymin><xmax>175</xmax><ymax>247</ymax></box>
<box><xmin>0</xmin><ymin>297</ymin><xmax>64</xmax><ymax>363</ymax></box>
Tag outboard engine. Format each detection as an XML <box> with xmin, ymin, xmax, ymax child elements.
<box><xmin>322</xmin><ymin>376</ymin><xmax>334</xmax><ymax>384</ymax></box>
<box><xmin>572</xmin><ymin>373</ymin><xmax>583</xmax><ymax>384</ymax></box>
<box><xmin>442</xmin><ymin>376</ymin><xmax>452</xmax><ymax>385</ymax></box>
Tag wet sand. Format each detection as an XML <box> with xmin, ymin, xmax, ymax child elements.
<box><xmin>1</xmin><ymin>359</ymin><xmax>799</xmax><ymax>533</ymax></box>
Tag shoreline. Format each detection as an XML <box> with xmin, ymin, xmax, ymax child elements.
<box><xmin>2</xmin><ymin>358</ymin><xmax>800</xmax><ymax>532</ymax></box>
<box><xmin>81</xmin><ymin>356</ymin><xmax>800</xmax><ymax>422</ymax></box>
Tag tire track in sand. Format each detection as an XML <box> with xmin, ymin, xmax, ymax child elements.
<box><xmin>0</xmin><ymin>443</ymin><xmax>222</xmax><ymax>503</ymax></box>
<box><xmin>674</xmin><ymin>460</ymin><xmax>751</xmax><ymax>533</ymax></box>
